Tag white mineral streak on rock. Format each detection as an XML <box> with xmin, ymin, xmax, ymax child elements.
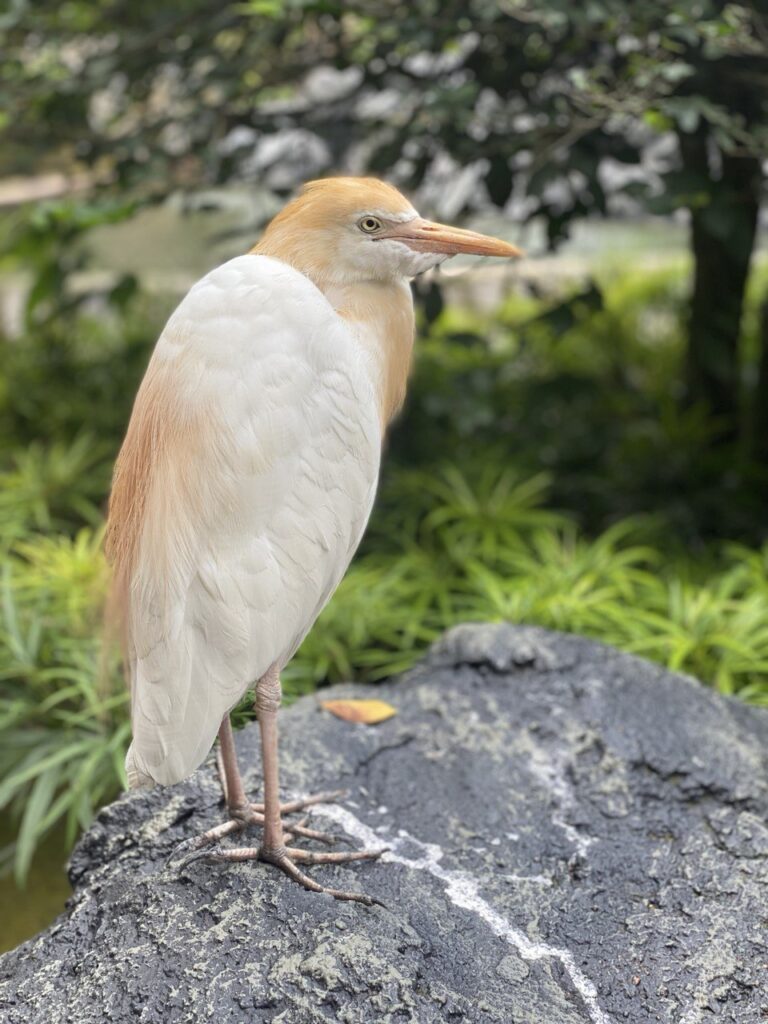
<box><xmin>503</xmin><ymin>872</ymin><xmax>552</xmax><ymax>887</ymax></box>
<box><xmin>678</xmin><ymin>1009</ymin><xmax>701</xmax><ymax>1024</ymax></box>
<box><xmin>319</xmin><ymin>803</ymin><xmax>612</xmax><ymax>1024</ymax></box>
<box><xmin>526</xmin><ymin>746</ymin><xmax>595</xmax><ymax>860</ymax></box>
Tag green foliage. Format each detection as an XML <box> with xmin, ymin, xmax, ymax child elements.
<box><xmin>1</xmin><ymin>0</ymin><xmax>766</xmax><ymax>919</ymax></box>
<box><xmin>0</xmin><ymin>437</ymin><xmax>111</xmax><ymax>544</ymax></box>
<box><xmin>3</xmin><ymin>459</ymin><xmax>768</xmax><ymax>883</ymax></box>
<box><xmin>0</xmin><ymin>529</ymin><xmax>127</xmax><ymax>884</ymax></box>
<box><xmin>291</xmin><ymin>467</ymin><xmax>768</xmax><ymax>714</ymax></box>
<box><xmin>2</xmin><ymin>199</ymin><xmax>138</xmax><ymax>329</ymax></box>
<box><xmin>1</xmin><ymin>268</ymin><xmax>767</xmax><ymax>882</ymax></box>
<box><xmin>396</xmin><ymin>265</ymin><xmax>768</xmax><ymax>542</ymax></box>
<box><xmin>3</xmin><ymin>0</ymin><xmax>767</xmax><ymax>453</ymax></box>
<box><xmin>2</xmin><ymin>1</ymin><xmax>767</xmax><ymax>454</ymax></box>
<box><xmin>3</xmin><ymin>2</ymin><xmax>764</xmax><ymax>224</ymax></box>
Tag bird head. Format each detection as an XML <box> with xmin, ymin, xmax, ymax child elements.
<box><xmin>254</xmin><ymin>177</ymin><xmax>522</xmax><ymax>286</ymax></box>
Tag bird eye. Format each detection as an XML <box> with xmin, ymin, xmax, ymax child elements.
<box><xmin>358</xmin><ymin>216</ymin><xmax>382</xmax><ymax>234</ymax></box>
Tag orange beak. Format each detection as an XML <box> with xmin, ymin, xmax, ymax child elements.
<box><xmin>381</xmin><ymin>217</ymin><xmax>523</xmax><ymax>259</ymax></box>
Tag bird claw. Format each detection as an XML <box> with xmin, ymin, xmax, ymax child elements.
<box><xmin>167</xmin><ymin>816</ymin><xmax>244</xmax><ymax>867</ymax></box>
<box><xmin>175</xmin><ymin>844</ymin><xmax>223</xmax><ymax>873</ymax></box>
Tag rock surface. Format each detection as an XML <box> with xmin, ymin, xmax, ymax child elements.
<box><xmin>1</xmin><ymin>624</ymin><xmax>767</xmax><ymax>1023</ymax></box>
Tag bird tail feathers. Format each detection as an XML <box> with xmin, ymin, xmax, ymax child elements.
<box><xmin>125</xmin><ymin>744</ymin><xmax>157</xmax><ymax>790</ymax></box>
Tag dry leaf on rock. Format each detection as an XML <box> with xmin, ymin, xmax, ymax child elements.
<box><xmin>320</xmin><ymin>698</ymin><xmax>398</xmax><ymax>725</ymax></box>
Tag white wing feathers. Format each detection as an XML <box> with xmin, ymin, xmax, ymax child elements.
<box><xmin>124</xmin><ymin>255</ymin><xmax>381</xmax><ymax>787</ymax></box>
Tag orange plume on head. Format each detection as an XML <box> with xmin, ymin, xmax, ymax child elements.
<box><xmin>252</xmin><ymin>176</ymin><xmax>415</xmax><ymax>282</ymax></box>
<box><xmin>263</xmin><ymin>177</ymin><xmax>414</xmax><ymax>232</ymax></box>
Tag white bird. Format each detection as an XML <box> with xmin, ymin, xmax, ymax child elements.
<box><xmin>106</xmin><ymin>177</ymin><xmax>521</xmax><ymax>903</ymax></box>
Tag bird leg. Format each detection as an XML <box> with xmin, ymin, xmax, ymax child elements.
<box><xmin>257</xmin><ymin>664</ymin><xmax>287</xmax><ymax>858</ymax></box>
<box><xmin>217</xmin><ymin>714</ymin><xmax>248</xmax><ymax>813</ymax></box>
<box><xmin>175</xmin><ymin>715</ymin><xmax>338</xmax><ymax>860</ymax></box>
<box><xmin>223</xmin><ymin>714</ymin><xmax>345</xmax><ymax>840</ymax></box>
<box><xmin>217</xmin><ymin>716</ymin><xmax>329</xmax><ymax>824</ymax></box>
<box><xmin>173</xmin><ymin>669</ymin><xmax>386</xmax><ymax>903</ymax></box>
<box><xmin>183</xmin><ymin>666</ymin><xmax>386</xmax><ymax>905</ymax></box>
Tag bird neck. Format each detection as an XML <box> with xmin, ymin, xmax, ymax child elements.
<box><xmin>321</xmin><ymin>278</ymin><xmax>416</xmax><ymax>428</ymax></box>
<box><xmin>251</xmin><ymin>231</ymin><xmax>415</xmax><ymax>426</ymax></box>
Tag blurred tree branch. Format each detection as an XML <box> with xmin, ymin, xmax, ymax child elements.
<box><xmin>1</xmin><ymin>0</ymin><xmax>767</xmax><ymax>450</ymax></box>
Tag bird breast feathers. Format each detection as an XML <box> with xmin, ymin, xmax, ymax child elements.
<box><xmin>108</xmin><ymin>255</ymin><xmax>382</xmax><ymax>785</ymax></box>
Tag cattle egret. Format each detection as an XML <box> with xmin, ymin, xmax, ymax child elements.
<box><xmin>106</xmin><ymin>177</ymin><xmax>522</xmax><ymax>904</ymax></box>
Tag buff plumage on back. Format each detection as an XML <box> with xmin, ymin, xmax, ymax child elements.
<box><xmin>105</xmin><ymin>255</ymin><xmax>382</xmax><ymax>787</ymax></box>
<box><xmin>105</xmin><ymin>358</ymin><xmax>203</xmax><ymax>645</ymax></box>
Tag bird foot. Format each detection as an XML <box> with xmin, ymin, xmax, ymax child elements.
<box><xmin>208</xmin><ymin>843</ymin><xmax>387</xmax><ymax>906</ymax></box>
<box><xmin>242</xmin><ymin>789</ymin><xmax>348</xmax><ymax>819</ymax></box>
<box><xmin>170</xmin><ymin>789</ymin><xmax>359</xmax><ymax>861</ymax></box>
<box><xmin>170</xmin><ymin>789</ymin><xmax>386</xmax><ymax>905</ymax></box>
<box><xmin>231</xmin><ymin>788</ymin><xmax>348</xmax><ymax>843</ymax></box>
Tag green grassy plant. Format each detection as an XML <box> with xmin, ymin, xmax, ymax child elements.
<box><xmin>0</xmin><ymin>529</ymin><xmax>127</xmax><ymax>883</ymax></box>
<box><xmin>3</xmin><ymin>460</ymin><xmax>767</xmax><ymax>882</ymax></box>
<box><xmin>1</xmin><ymin>267</ymin><xmax>767</xmax><ymax>881</ymax></box>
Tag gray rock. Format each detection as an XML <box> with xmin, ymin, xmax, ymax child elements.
<box><xmin>1</xmin><ymin>625</ymin><xmax>767</xmax><ymax>1023</ymax></box>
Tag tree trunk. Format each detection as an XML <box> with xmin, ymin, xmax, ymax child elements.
<box><xmin>679</xmin><ymin>130</ymin><xmax>762</xmax><ymax>439</ymax></box>
<box><xmin>755</xmin><ymin>296</ymin><xmax>768</xmax><ymax>464</ymax></box>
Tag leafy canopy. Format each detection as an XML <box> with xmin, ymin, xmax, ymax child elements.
<box><xmin>2</xmin><ymin>1</ymin><xmax>766</xmax><ymax>241</ymax></box>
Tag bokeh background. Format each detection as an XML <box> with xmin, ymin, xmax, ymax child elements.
<box><xmin>1</xmin><ymin>1</ymin><xmax>766</xmax><ymax>948</ymax></box>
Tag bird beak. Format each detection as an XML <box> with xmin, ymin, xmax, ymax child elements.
<box><xmin>381</xmin><ymin>217</ymin><xmax>524</xmax><ymax>259</ymax></box>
